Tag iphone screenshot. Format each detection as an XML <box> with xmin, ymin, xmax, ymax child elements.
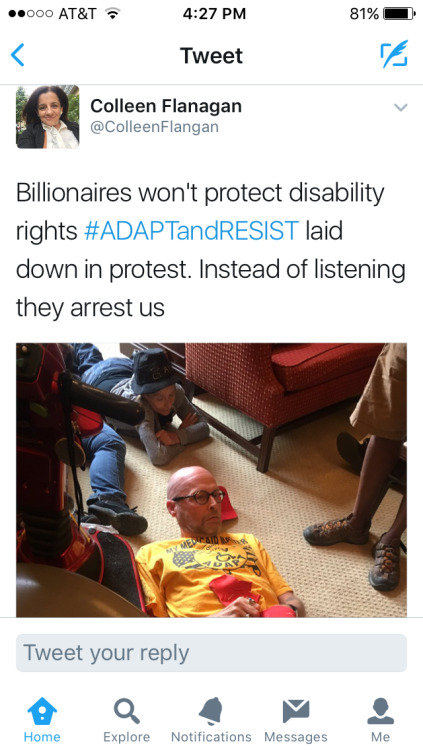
<box><xmin>1</xmin><ymin>1</ymin><xmax>421</xmax><ymax>747</ymax></box>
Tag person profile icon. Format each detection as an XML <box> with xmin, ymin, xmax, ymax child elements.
<box><xmin>367</xmin><ymin>698</ymin><xmax>394</xmax><ymax>724</ymax></box>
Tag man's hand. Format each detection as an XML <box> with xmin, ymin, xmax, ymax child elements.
<box><xmin>155</xmin><ymin>429</ymin><xmax>181</xmax><ymax>446</ymax></box>
<box><xmin>209</xmin><ymin>596</ymin><xmax>261</xmax><ymax>618</ymax></box>
<box><xmin>179</xmin><ymin>411</ymin><xmax>199</xmax><ymax>429</ymax></box>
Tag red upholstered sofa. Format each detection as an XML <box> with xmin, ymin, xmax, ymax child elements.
<box><xmin>185</xmin><ymin>343</ymin><xmax>383</xmax><ymax>473</ymax></box>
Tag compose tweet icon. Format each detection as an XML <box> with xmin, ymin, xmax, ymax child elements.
<box><xmin>283</xmin><ymin>700</ymin><xmax>310</xmax><ymax>723</ymax></box>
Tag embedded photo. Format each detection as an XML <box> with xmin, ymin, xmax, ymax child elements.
<box><xmin>16</xmin><ymin>342</ymin><xmax>406</xmax><ymax>618</ymax></box>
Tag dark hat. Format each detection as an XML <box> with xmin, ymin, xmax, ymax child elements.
<box><xmin>132</xmin><ymin>348</ymin><xmax>179</xmax><ymax>395</ymax></box>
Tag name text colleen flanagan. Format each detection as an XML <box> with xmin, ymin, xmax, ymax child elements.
<box><xmin>90</xmin><ymin>98</ymin><xmax>242</xmax><ymax>117</ymax></box>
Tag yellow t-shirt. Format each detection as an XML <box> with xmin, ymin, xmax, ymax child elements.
<box><xmin>136</xmin><ymin>533</ymin><xmax>292</xmax><ymax>618</ymax></box>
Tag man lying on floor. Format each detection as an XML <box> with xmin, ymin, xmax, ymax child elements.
<box><xmin>136</xmin><ymin>466</ymin><xmax>304</xmax><ymax>618</ymax></box>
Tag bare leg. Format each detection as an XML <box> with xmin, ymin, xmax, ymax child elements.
<box><xmin>349</xmin><ymin>435</ymin><xmax>403</xmax><ymax>531</ymax></box>
<box><xmin>303</xmin><ymin>435</ymin><xmax>406</xmax><ymax>549</ymax></box>
<box><xmin>379</xmin><ymin>493</ymin><xmax>407</xmax><ymax>546</ymax></box>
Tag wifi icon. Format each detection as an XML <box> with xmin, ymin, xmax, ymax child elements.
<box><xmin>105</xmin><ymin>7</ymin><xmax>120</xmax><ymax>18</ymax></box>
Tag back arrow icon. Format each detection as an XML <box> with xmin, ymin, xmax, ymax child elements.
<box><xmin>11</xmin><ymin>43</ymin><xmax>24</xmax><ymax>66</ymax></box>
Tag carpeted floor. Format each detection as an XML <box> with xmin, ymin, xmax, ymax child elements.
<box><xmin>76</xmin><ymin>345</ymin><xmax>406</xmax><ymax>618</ymax></box>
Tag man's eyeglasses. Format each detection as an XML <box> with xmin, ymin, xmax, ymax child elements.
<box><xmin>171</xmin><ymin>489</ymin><xmax>225</xmax><ymax>505</ymax></box>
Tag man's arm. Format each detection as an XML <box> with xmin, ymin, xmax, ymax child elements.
<box><xmin>278</xmin><ymin>591</ymin><xmax>305</xmax><ymax>617</ymax></box>
<box><xmin>249</xmin><ymin>536</ymin><xmax>304</xmax><ymax>615</ymax></box>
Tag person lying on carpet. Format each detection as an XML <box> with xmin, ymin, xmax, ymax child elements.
<box><xmin>303</xmin><ymin>343</ymin><xmax>406</xmax><ymax>592</ymax></box>
<box><xmin>59</xmin><ymin>344</ymin><xmax>148</xmax><ymax>536</ymax></box>
<box><xmin>136</xmin><ymin>465</ymin><xmax>305</xmax><ymax>618</ymax></box>
<box><xmin>67</xmin><ymin>344</ymin><xmax>210</xmax><ymax>466</ymax></box>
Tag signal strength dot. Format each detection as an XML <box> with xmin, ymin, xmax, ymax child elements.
<box><xmin>105</xmin><ymin>7</ymin><xmax>120</xmax><ymax>19</ymax></box>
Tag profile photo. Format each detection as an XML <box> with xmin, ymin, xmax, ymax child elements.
<box><xmin>16</xmin><ymin>84</ymin><xmax>79</xmax><ymax>149</ymax></box>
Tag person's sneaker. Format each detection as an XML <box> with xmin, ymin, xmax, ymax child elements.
<box><xmin>303</xmin><ymin>513</ymin><xmax>370</xmax><ymax>546</ymax></box>
<box><xmin>80</xmin><ymin>512</ymin><xmax>102</xmax><ymax>524</ymax></box>
<box><xmin>72</xmin><ymin>508</ymin><xmax>101</xmax><ymax>525</ymax></box>
<box><xmin>87</xmin><ymin>498</ymin><xmax>148</xmax><ymax>536</ymax></box>
<box><xmin>369</xmin><ymin>538</ymin><xmax>401</xmax><ymax>591</ymax></box>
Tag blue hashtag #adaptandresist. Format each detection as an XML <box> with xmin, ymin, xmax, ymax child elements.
<box><xmin>85</xmin><ymin>221</ymin><xmax>99</xmax><ymax>239</ymax></box>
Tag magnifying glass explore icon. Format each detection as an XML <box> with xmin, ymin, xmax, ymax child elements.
<box><xmin>114</xmin><ymin>698</ymin><xmax>140</xmax><ymax>724</ymax></box>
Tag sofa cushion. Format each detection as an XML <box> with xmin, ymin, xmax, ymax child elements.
<box><xmin>271</xmin><ymin>343</ymin><xmax>382</xmax><ymax>392</ymax></box>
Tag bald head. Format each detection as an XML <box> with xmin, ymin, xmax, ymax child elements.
<box><xmin>167</xmin><ymin>466</ymin><xmax>217</xmax><ymax>502</ymax></box>
<box><xmin>166</xmin><ymin>466</ymin><xmax>222</xmax><ymax>538</ymax></box>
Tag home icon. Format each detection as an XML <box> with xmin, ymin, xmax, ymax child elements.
<box><xmin>27</xmin><ymin>697</ymin><xmax>57</xmax><ymax>726</ymax></box>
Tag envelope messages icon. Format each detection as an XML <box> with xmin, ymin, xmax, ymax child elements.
<box><xmin>283</xmin><ymin>700</ymin><xmax>310</xmax><ymax>723</ymax></box>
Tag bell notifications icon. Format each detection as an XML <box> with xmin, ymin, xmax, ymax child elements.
<box><xmin>199</xmin><ymin>698</ymin><xmax>222</xmax><ymax>726</ymax></box>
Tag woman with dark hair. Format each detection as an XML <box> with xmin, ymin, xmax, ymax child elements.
<box><xmin>18</xmin><ymin>85</ymin><xmax>79</xmax><ymax>149</ymax></box>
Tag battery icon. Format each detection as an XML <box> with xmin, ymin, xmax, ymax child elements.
<box><xmin>383</xmin><ymin>7</ymin><xmax>416</xmax><ymax>18</ymax></box>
